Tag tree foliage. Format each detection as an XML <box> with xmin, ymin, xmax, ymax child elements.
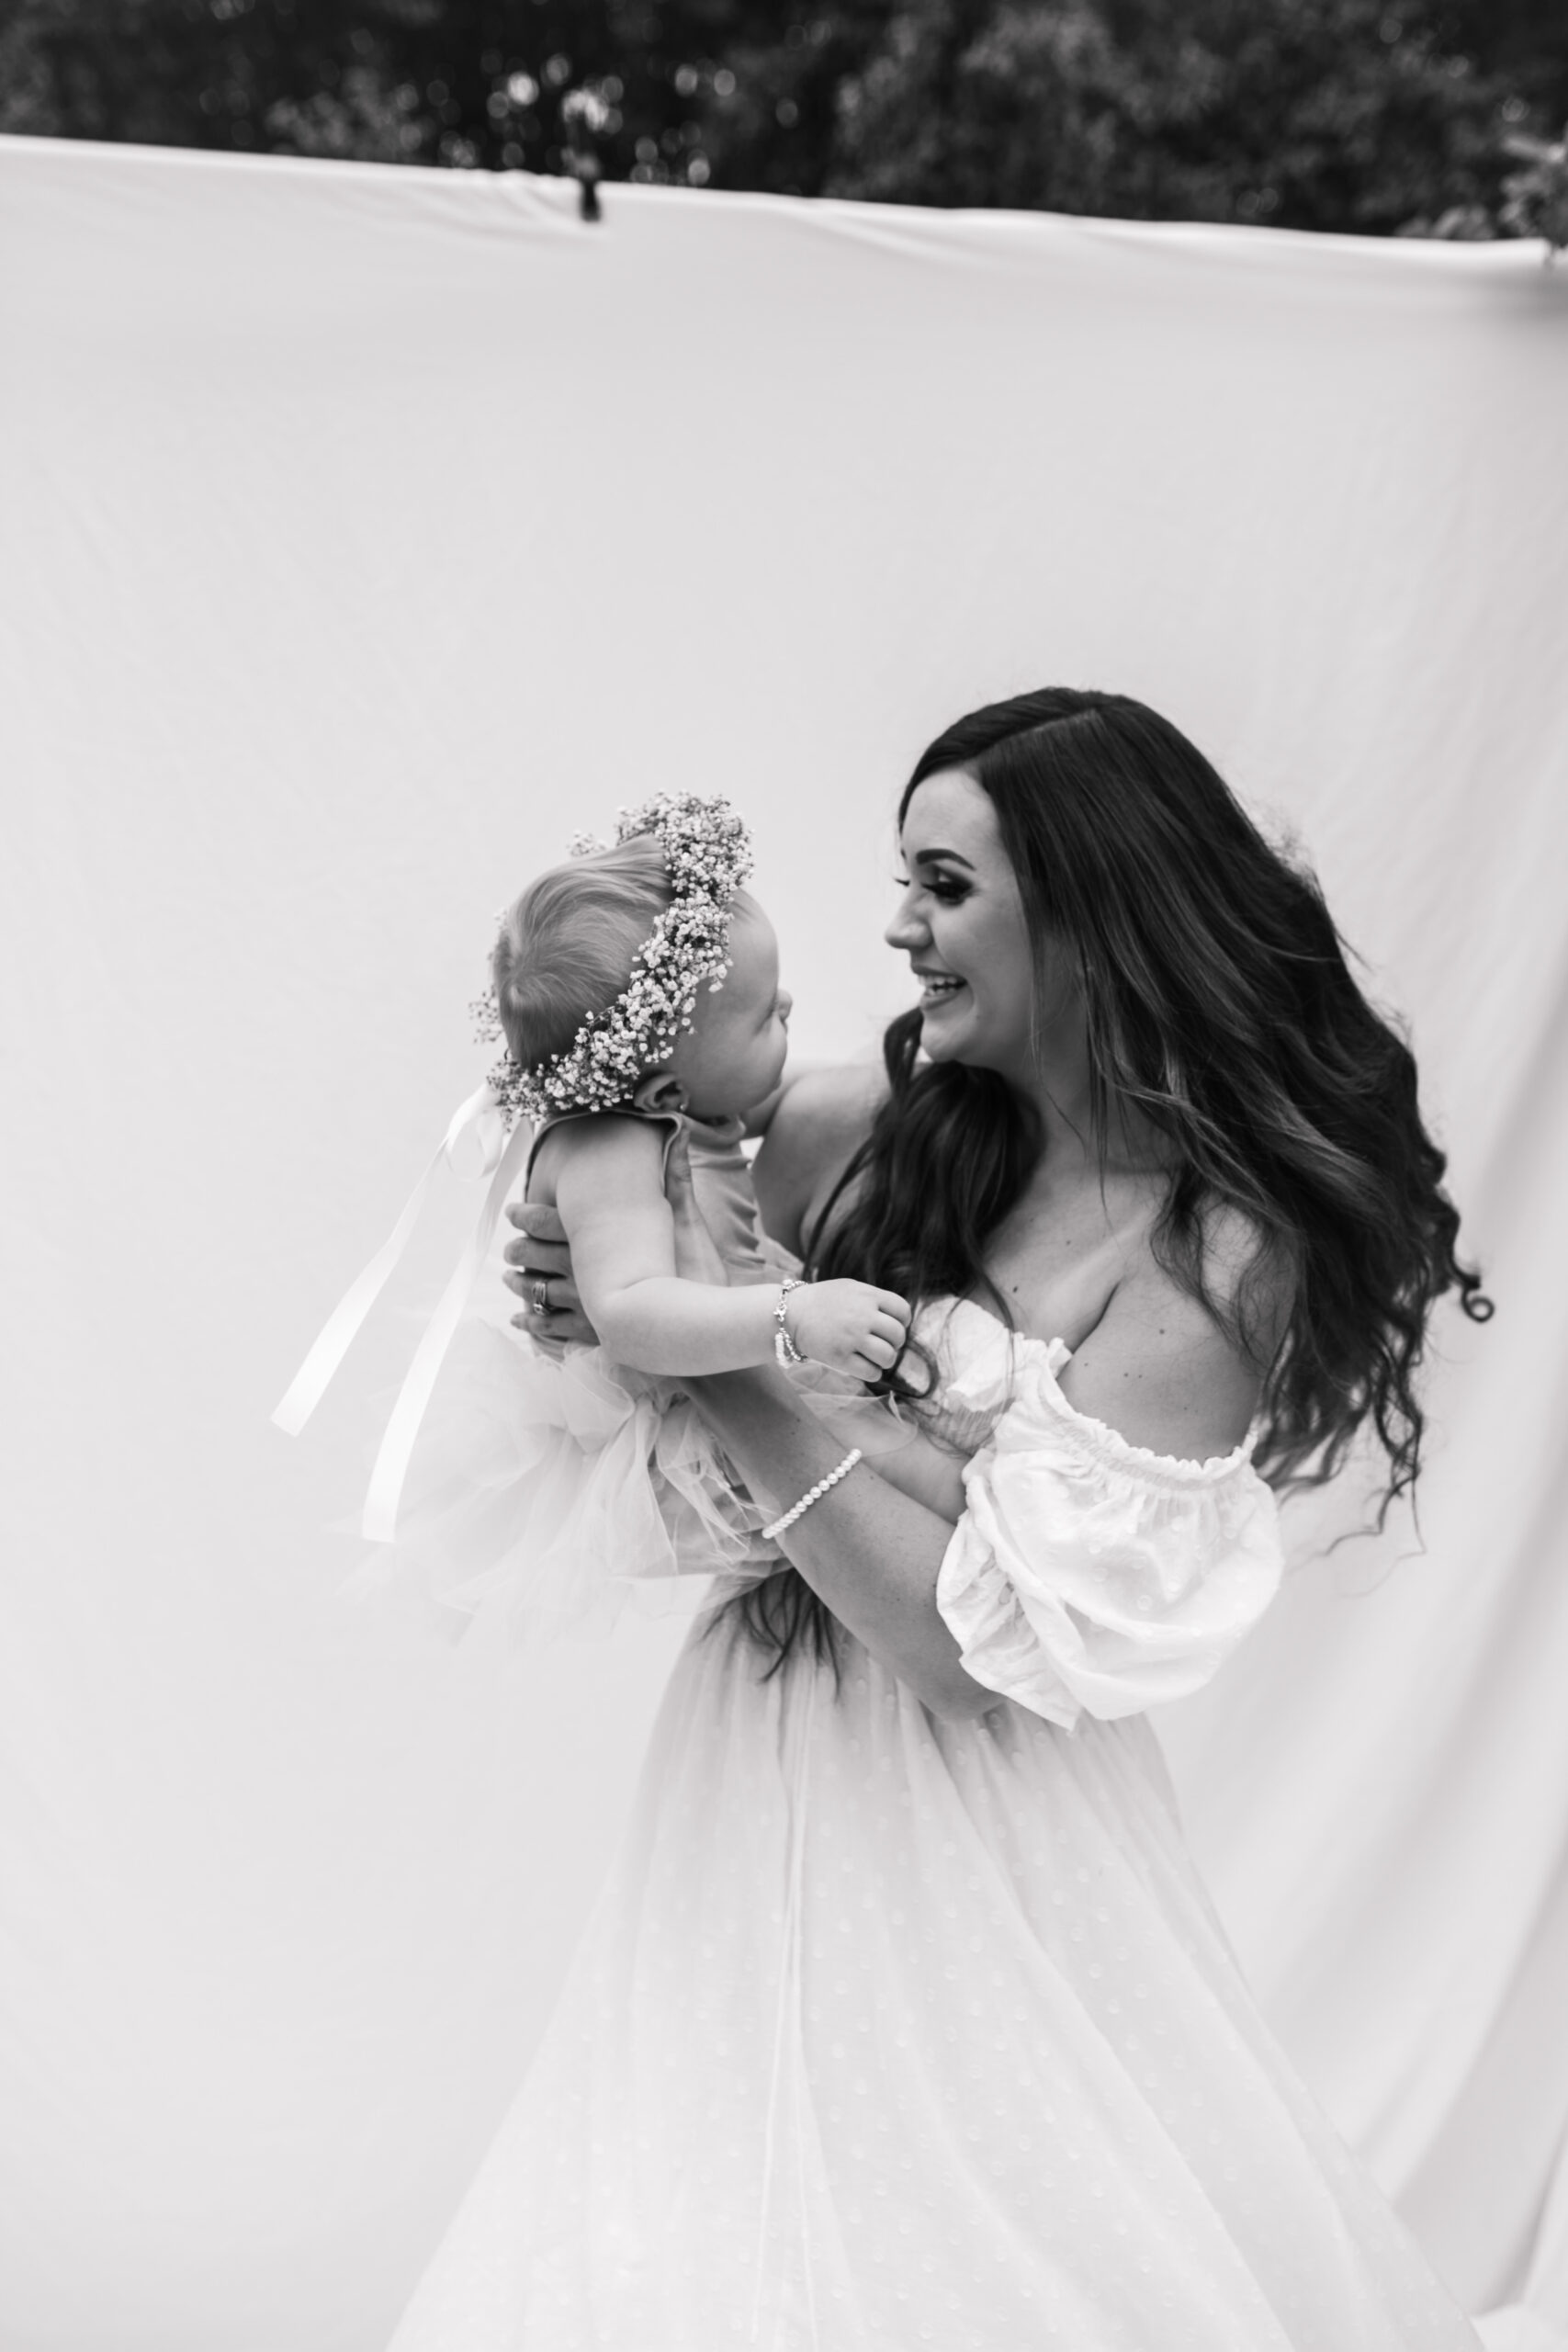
<box><xmin>1</xmin><ymin>0</ymin><xmax>1563</xmax><ymax>238</ymax></box>
<box><xmin>826</xmin><ymin>0</ymin><xmax>1514</xmax><ymax>232</ymax></box>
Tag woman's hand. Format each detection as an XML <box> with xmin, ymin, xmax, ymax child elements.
<box><xmin>504</xmin><ymin>1205</ymin><xmax>597</xmax><ymax>1350</ymax></box>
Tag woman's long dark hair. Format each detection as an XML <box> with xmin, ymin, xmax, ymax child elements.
<box><xmin>731</xmin><ymin>686</ymin><xmax>1490</xmax><ymax>1676</ymax></box>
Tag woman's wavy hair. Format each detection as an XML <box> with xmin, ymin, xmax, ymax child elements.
<box><xmin>732</xmin><ymin>686</ymin><xmax>1491</xmax><ymax>1676</ymax></box>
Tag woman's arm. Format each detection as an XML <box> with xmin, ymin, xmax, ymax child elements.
<box><xmin>690</xmin><ymin>1367</ymin><xmax>995</xmax><ymax>1720</ymax></box>
<box><xmin>858</xmin><ymin>1422</ymin><xmax>970</xmax><ymax>1521</ymax></box>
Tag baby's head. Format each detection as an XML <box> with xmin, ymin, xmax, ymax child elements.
<box><xmin>493</xmin><ymin>835</ymin><xmax>791</xmax><ymax>1122</ymax></box>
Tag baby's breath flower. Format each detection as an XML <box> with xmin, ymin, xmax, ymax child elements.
<box><xmin>477</xmin><ymin>792</ymin><xmax>753</xmax><ymax>1128</ymax></box>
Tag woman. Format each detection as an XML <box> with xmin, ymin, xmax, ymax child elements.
<box><xmin>391</xmin><ymin>688</ymin><xmax>1488</xmax><ymax>2348</ymax></box>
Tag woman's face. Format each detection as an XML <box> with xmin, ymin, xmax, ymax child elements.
<box><xmin>887</xmin><ymin>770</ymin><xmax>1076</xmax><ymax>1084</ymax></box>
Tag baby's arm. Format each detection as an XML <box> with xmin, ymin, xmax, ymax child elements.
<box><xmin>544</xmin><ymin>1117</ymin><xmax>907</xmax><ymax>1380</ymax></box>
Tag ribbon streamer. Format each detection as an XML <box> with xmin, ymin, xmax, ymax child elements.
<box><xmin>361</xmin><ymin>1114</ymin><xmax>532</xmax><ymax>1542</ymax></box>
<box><xmin>271</xmin><ymin>1083</ymin><xmax>530</xmax><ymax>1542</ymax></box>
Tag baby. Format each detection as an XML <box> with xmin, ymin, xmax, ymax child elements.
<box><xmin>275</xmin><ymin>790</ymin><xmax>955</xmax><ymax>1642</ymax></box>
<box><xmin>490</xmin><ymin>793</ymin><xmax>911</xmax><ymax>1386</ymax></box>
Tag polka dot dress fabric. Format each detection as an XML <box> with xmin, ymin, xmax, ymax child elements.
<box><xmin>387</xmin><ymin>1310</ymin><xmax>1481</xmax><ymax>2351</ymax></box>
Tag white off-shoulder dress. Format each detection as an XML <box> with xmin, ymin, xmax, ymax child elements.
<box><xmin>387</xmin><ymin>1298</ymin><xmax>1481</xmax><ymax>2351</ymax></box>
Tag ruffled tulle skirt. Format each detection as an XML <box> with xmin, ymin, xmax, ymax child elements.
<box><xmin>355</xmin><ymin>1305</ymin><xmax>913</xmax><ymax>1647</ymax></box>
<box><xmin>348</xmin><ymin>1308</ymin><xmax>774</xmax><ymax>1643</ymax></box>
<box><xmin>387</xmin><ymin>1606</ymin><xmax>1479</xmax><ymax>2351</ymax></box>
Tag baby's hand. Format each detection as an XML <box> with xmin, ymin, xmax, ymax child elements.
<box><xmin>788</xmin><ymin>1282</ymin><xmax>911</xmax><ymax>1383</ymax></box>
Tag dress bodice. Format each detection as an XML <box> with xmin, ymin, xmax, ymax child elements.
<box><xmin>525</xmin><ymin>1107</ymin><xmax>768</xmax><ymax>1280</ymax></box>
<box><xmin>679</xmin><ymin>1114</ymin><xmax>770</xmax><ymax>1281</ymax></box>
<box><xmin>911</xmin><ymin>1292</ymin><xmax>1262</xmax><ymax>1468</ymax></box>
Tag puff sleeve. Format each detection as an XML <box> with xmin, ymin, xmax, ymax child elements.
<box><xmin>933</xmin><ymin>1321</ymin><xmax>1283</xmax><ymax>1730</ymax></box>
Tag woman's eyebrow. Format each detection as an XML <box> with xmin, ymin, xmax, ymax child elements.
<box><xmin>908</xmin><ymin>846</ymin><xmax>975</xmax><ymax>869</ymax></box>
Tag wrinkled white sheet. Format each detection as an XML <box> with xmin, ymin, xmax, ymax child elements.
<box><xmin>2</xmin><ymin>135</ymin><xmax>1565</xmax><ymax>2352</ymax></box>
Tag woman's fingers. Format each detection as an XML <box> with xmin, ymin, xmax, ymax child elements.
<box><xmin>502</xmin><ymin>1199</ymin><xmax>598</xmax><ymax>1344</ymax></box>
<box><xmin>503</xmin><ymin>1204</ymin><xmax>571</xmax><ymax>1278</ymax></box>
<box><xmin>502</xmin><ymin>1219</ymin><xmax>581</xmax><ymax>1312</ymax></box>
<box><xmin>855</xmin><ymin>1334</ymin><xmax>897</xmax><ymax>1373</ymax></box>
<box><xmin>507</xmin><ymin>1203</ymin><xmax>568</xmax><ymax>1243</ymax></box>
<box><xmin>871</xmin><ymin>1311</ymin><xmax>908</xmax><ymax>1349</ymax></box>
<box><xmin>509</xmin><ymin>1295</ymin><xmax>596</xmax><ymax>1343</ymax></box>
<box><xmin>502</xmin><ymin>1279</ymin><xmax>583</xmax><ymax>1323</ymax></box>
<box><xmin>503</xmin><ymin>1235</ymin><xmax>571</xmax><ymax>1272</ymax></box>
<box><xmin>502</xmin><ymin>1261</ymin><xmax>580</xmax><ymax>1302</ymax></box>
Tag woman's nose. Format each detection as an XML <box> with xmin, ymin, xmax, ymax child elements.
<box><xmin>777</xmin><ymin>989</ymin><xmax>794</xmax><ymax>1023</ymax></box>
<box><xmin>885</xmin><ymin>894</ymin><xmax>928</xmax><ymax>951</ymax></box>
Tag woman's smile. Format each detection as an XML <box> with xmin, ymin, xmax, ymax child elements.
<box><xmin>914</xmin><ymin>966</ymin><xmax>967</xmax><ymax>1010</ymax></box>
<box><xmin>886</xmin><ymin>770</ymin><xmax>1044</xmax><ymax>1080</ymax></box>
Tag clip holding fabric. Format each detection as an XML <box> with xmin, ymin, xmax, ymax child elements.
<box><xmin>271</xmin><ymin>1084</ymin><xmax>533</xmax><ymax>1544</ymax></box>
<box><xmin>567</xmin><ymin>149</ymin><xmax>602</xmax><ymax>223</ymax></box>
<box><xmin>560</xmin><ymin>93</ymin><xmax>604</xmax><ymax>223</ymax></box>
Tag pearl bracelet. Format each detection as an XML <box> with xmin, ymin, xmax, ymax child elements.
<box><xmin>761</xmin><ymin>1447</ymin><xmax>863</xmax><ymax>1544</ymax></box>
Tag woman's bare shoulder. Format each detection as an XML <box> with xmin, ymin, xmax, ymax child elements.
<box><xmin>751</xmin><ymin>1062</ymin><xmax>886</xmax><ymax>1256</ymax></box>
<box><xmin>1056</xmin><ymin>1201</ymin><xmax>1292</xmax><ymax>1463</ymax></box>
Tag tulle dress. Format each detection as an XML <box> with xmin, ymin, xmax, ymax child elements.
<box><xmin>371</xmin><ymin>1112</ymin><xmax>805</xmax><ymax>1644</ymax></box>
<box><xmin>385</xmin><ymin>1241</ymin><xmax>1483</xmax><ymax>2346</ymax></box>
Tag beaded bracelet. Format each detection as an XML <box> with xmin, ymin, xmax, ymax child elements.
<box><xmin>761</xmin><ymin>1447</ymin><xmax>863</xmax><ymax>1544</ymax></box>
<box><xmin>773</xmin><ymin>1278</ymin><xmax>807</xmax><ymax>1368</ymax></box>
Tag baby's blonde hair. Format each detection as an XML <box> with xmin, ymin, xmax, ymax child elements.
<box><xmin>492</xmin><ymin>837</ymin><xmax>672</xmax><ymax>1074</ymax></box>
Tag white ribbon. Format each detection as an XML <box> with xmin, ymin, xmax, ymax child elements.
<box><xmin>271</xmin><ymin>1083</ymin><xmax>533</xmax><ymax>1543</ymax></box>
<box><xmin>361</xmin><ymin>1113</ymin><xmax>532</xmax><ymax>1542</ymax></box>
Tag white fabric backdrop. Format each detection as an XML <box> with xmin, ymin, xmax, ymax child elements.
<box><xmin>4</xmin><ymin>135</ymin><xmax>1566</xmax><ymax>2352</ymax></box>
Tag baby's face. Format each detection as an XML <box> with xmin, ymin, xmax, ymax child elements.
<box><xmin>667</xmin><ymin>892</ymin><xmax>792</xmax><ymax>1119</ymax></box>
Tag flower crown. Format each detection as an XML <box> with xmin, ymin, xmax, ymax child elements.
<box><xmin>478</xmin><ymin>791</ymin><xmax>753</xmax><ymax>1128</ymax></box>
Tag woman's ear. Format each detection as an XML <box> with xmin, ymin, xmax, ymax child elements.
<box><xmin>632</xmin><ymin>1069</ymin><xmax>688</xmax><ymax>1117</ymax></box>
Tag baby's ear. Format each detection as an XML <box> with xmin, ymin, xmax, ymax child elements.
<box><xmin>632</xmin><ymin>1069</ymin><xmax>688</xmax><ymax>1117</ymax></box>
